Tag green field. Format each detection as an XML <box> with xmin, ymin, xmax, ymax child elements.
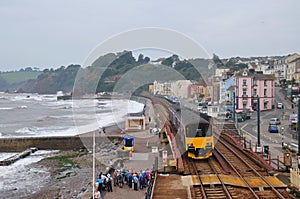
<box><xmin>0</xmin><ymin>71</ymin><xmax>42</xmax><ymax>84</ymax></box>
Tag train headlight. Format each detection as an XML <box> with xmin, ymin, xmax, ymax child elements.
<box><xmin>188</xmin><ymin>143</ymin><xmax>194</xmax><ymax>148</ymax></box>
<box><xmin>206</xmin><ymin>142</ymin><xmax>212</xmax><ymax>147</ymax></box>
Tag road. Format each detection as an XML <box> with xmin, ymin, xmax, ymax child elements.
<box><xmin>238</xmin><ymin>87</ymin><xmax>299</xmax><ymax>168</ymax></box>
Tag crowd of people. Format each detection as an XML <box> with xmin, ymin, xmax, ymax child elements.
<box><xmin>93</xmin><ymin>168</ymin><xmax>153</xmax><ymax>199</ymax></box>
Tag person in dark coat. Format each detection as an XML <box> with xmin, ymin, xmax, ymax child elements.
<box><xmin>128</xmin><ymin>173</ymin><xmax>133</xmax><ymax>188</ymax></box>
<box><xmin>96</xmin><ymin>175</ymin><xmax>103</xmax><ymax>195</ymax></box>
<box><xmin>106</xmin><ymin>174</ymin><xmax>113</xmax><ymax>192</ymax></box>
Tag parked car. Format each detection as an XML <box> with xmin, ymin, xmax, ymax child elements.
<box><xmin>200</xmin><ymin>108</ymin><xmax>208</xmax><ymax>114</ymax></box>
<box><xmin>277</xmin><ymin>102</ymin><xmax>283</xmax><ymax>109</ymax></box>
<box><xmin>269</xmin><ymin>118</ymin><xmax>281</xmax><ymax>125</ymax></box>
<box><xmin>237</xmin><ymin>114</ymin><xmax>245</xmax><ymax>122</ymax></box>
<box><xmin>268</xmin><ymin>124</ymin><xmax>279</xmax><ymax>133</ymax></box>
<box><xmin>237</xmin><ymin>111</ymin><xmax>248</xmax><ymax>122</ymax></box>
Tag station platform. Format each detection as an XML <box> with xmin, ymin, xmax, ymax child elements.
<box><xmin>105</xmin><ymin>96</ymin><xmax>171</xmax><ymax>174</ymax></box>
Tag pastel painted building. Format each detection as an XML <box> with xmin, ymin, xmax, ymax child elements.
<box><xmin>220</xmin><ymin>71</ymin><xmax>234</xmax><ymax>104</ymax></box>
<box><xmin>188</xmin><ymin>83</ymin><xmax>208</xmax><ymax>99</ymax></box>
<box><xmin>235</xmin><ymin>69</ymin><xmax>275</xmax><ymax>112</ymax></box>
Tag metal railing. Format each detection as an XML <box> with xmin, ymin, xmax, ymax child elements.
<box><xmin>290</xmin><ymin>167</ymin><xmax>300</xmax><ymax>191</ymax></box>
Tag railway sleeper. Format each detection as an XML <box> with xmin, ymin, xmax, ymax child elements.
<box><xmin>204</xmin><ymin>187</ymin><xmax>226</xmax><ymax>199</ymax></box>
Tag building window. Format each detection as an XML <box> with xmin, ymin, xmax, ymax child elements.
<box><xmin>212</xmin><ymin>107</ymin><xmax>218</xmax><ymax>112</ymax></box>
<box><xmin>243</xmin><ymin>80</ymin><xmax>247</xmax><ymax>85</ymax></box>
<box><xmin>253</xmin><ymin>80</ymin><xmax>257</xmax><ymax>86</ymax></box>
<box><xmin>253</xmin><ymin>89</ymin><xmax>257</xmax><ymax>96</ymax></box>
<box><xmin>243</xmin><ymin>90</ymin><xmax>247</xmax><ymax>96</ymax></box>
<box><xmin>264</xmin><ymin>80</ymin><xmax>267</xmax><ymax>86</ymax></box>
<box><xmin>264</xmin><ymin>89</ymin><xmax>267</xmax><ymax>96</ymax></box>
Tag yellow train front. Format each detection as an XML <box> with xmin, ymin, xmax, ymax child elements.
<box><xmin>185</xmin><ymin>122</ymin><xmax>214</xmax><ymax>159</ymax></box>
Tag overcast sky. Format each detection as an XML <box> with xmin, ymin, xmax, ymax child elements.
<box><xmin>0</xmin><ymin>0</ymin><xmax>299</xmax><ymax>71</ymax></box>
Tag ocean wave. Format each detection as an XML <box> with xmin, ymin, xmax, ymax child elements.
<box><xmin>15</xmin><ymin>126</ymin><xmax>78</xmax><ymax>137</ymax></box>
<box><xmin>0</xmin><ymin>105</ymin><xmax>28</xmax><ymax>110</ymax></box>
<box><xmin>0</xmin><ymin>107</ymin><xmax>14</xmax><ymax>110</ymax></box>
<box><xmin>12</xmin><ymin>95</ymin><xmax>42</xmax><ymax>101</ymax></box>
<box><xmin>0</xmin><ymin>96</ymin><xmax>9</xmax><ymax>100</ymax></box>
<box><xmin>17</xmin><ymin>105</ymin><xmax>28</xmax><ymax>109</ymax></box>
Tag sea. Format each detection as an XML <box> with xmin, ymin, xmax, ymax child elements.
<box><xmin>0</xmin><ymin>92</ymin><xmax>144</xmax><ymax>198</ymax></box>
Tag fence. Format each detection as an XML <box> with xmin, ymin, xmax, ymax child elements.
<box><xmin>144</xmin><ymin>171</ymin><xmax>157</xmax><ymax>199</ymax></box>
<box><xmin>290</xmin><ymin>168</ymin><xmax>300</xmax><ymax>191</ymax></box>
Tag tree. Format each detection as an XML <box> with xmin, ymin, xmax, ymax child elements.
<box><xmin>212</xmin><ymin>53</ymin><xmax>224</xmax><ymax>68</ymax></box>
<box><xmin>137</xmin><ymin>54</ymin><xmax>144</xmax><ymax>63</ymax></box>
<box><xmin>144</xmin><ymin>56</ymin><xmax>150</xmax><ymax>63</ymax></box>
<box><xmin>161</xmin><ymin>54</ymin><xmax>179</xmax><ymax>67</ymax></box>
<box><xmin>24</xmin><ymin>67</ymin><xmax>33</xmax><ymax>72</ymax></box>
<box><xmin>225</xmin><ymin>58</ymin><xmax>236</xmax><ymax>68</ymax></box>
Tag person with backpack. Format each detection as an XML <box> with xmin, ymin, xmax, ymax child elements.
<box><xmin>133</xmin><ymin>174</ymin><xmax>139</xmax><ymax>191</ymax></box>
<box><xmin>101</xmin><ymin>174</ymin><xmax>108</xmax><ymax>191</ymax></box>
<box><xmin>106</xmin><ymin>174</ymin><xmax>113</xmax><ymax>192</ymax></box>
<box><xmin>117</xmin><ymin>172</ymin><xmax>123</xmax><ymax>188</ymax></box>
<box><xmin>139</xmin><ymin>174</ymin><xmax>145</xmax><ymax>190</ymax></box>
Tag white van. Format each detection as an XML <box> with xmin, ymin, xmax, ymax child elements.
<box><xmin>269</xmin><ymin>118</ymin><xmax>281</xmax><ymax>125</ymax></box>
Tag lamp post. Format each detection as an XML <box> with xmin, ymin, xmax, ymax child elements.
<box><xmin>257</xmin><ymin>97</ymin><xmax>260</xmax><ymax>147</ymax></box>
<box><xmin>297</xmin><ymin>96</ymin><xmax>300</xmax><ymax>168</ymax></box>
<box><xmin>281</xmin><ymin>126</ymin><xmax>285</xmax><ymax>147</ymax></box>
<box><xmin>233</xmin><ymin>92</ymin><xmax>236</xmax><ymax>122</ymax></box>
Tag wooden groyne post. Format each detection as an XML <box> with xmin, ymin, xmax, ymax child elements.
<box><xmin>0</xmin><ymin>147</ymin><xmax>38</xmax><ymax>166</ymax></box>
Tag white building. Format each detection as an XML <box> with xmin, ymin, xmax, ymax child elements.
<box><xmin>153</xmin><ymin>81</ymin><xmax>172</xmax><ymax>96</ymax></box>
<box><xmin>170</xmin><ymin>80</ymin><xmax>192</xmax><ymax>99</ymax></box>
<box><xmin>153</xmin><ymin>80</ymin><xmax>192</xmax><ymax>98</ymax></box>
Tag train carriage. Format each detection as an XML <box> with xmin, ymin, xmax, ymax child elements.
<box><xmin>185</xmin><ymin>120</ymin><xmax>213</xmax><ymax>159</ymax></box>
<box><xmin>168</xmin><ymin>103</ymin><xmax>214</xmax><ymax>159</ymax></box>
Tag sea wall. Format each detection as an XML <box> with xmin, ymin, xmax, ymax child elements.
<box><xmin>0</xmin><ymin>135</ymin><xmax>123</xmax><ymax>152</ymax></box>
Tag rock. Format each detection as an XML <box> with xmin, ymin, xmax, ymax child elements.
<box><xmin>80</xmin><ymin>187</ymin><xmax>86</xmax><ymax>193</ymax></box>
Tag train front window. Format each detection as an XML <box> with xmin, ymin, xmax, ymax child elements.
<box><xmin>196</xmin><ymin>129</ymin><xmax>204</xmax><ymax>137</ymax></box>
<box><xmin>125</xmin><ymin>140</ymin><xmax>133</xmax><ymax>147</ymax></box>
<box><xmin>186</xmin><ymin>124</ymin><xmax>211</xmax><ymax>137</ymax></box>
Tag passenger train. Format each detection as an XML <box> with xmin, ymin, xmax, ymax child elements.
<box><xmin>168</xmin><ymin>102</ymin><xmax>214</xmax><ymax>159</ymax></box>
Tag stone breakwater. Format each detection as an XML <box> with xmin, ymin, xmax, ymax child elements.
<box><xmin>0</xmin><ymin>135</ymin><xmax>124</xmax><ymax>152</ymax></box>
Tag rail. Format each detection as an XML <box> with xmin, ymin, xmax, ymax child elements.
<box><xmin>217</xmin><ymin>137</ymin><xmax>288</xmax><ymax>199</ymax></box>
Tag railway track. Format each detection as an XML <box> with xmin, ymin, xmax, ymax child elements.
<box><xmin>215</xmin><ymin>137</ymin><xmax>293</xmax><ymax>199</ymax></box>
<box><xmin>188</xmin><ymin>157</ymin><xmax>228</xmax><ymax>199</ymax></box>
<box><xmin>149</xmin><ymin>97</ymin><xmax>294</xmax><ymax>198</ymax></box>
<box><xmin>183</xmin><ymin>120</ymin><xmax>294</xmax><ymax>199</ymax></box>
<box><xmin>185</xmin><ymin>151</ymin><xmax>257</xmax><ymax>199</ymax></box>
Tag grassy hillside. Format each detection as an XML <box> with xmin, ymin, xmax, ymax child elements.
<box><xmin>0</xmin><ymin>71</ymin><xmax>41</xmax><ymax>84</ymax></box>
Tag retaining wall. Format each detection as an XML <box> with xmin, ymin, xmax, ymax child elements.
<box><xmin>0</xmin><ymin>135</ymin><xmax>123</xmax><ymax>152</ymax></box>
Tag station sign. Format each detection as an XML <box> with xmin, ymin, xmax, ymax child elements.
<box><xmin>284</xmin><ymin>152</ymin><xmax>292</xmax><ymax>167</ymax></box>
